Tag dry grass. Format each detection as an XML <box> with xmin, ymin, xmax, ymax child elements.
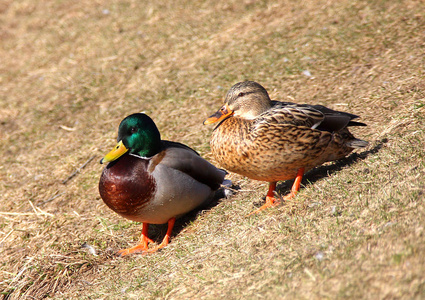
<box><xmin>1</xmin><ymin>0</ymin><xmax>425</xmax><ymax>299</ymax></box>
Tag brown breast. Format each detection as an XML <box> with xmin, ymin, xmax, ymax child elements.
<box><xmin>98</xmin><ymin>154</ymin><xmax>156</xmax><ymax>219</ymax></box>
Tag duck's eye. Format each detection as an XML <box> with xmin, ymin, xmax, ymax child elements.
<box><xmin>238</xmin><ymin>92</ymin><xmax>245</xmax><ymax>97</ymax></box>
<box><xmin>130</xmin><ymin>127</ymin><xmax>138</xmax><ymax>134</ymax></box>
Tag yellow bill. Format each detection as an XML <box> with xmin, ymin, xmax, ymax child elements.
<box><xmin>100</xmin><ymin>140</ymin><xmax>128</xmax><ymax>164</ymax></box>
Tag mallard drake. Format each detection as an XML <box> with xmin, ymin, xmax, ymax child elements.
<box><xmin>204</xmin><ymin>81</ymin><xmax>368</xmax><ymax>214</ymax></box>
<box><xmin>99</xmin><ymin>113</ymin><xmax>226</xmax><ymax>255</ymax></box>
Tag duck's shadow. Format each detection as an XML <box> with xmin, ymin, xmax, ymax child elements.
<box><xmin>148</xmin><ymin>138</ymin><xmax>386</xmax><ymax>246</ymax></box>
<box><xmin>275</xmin><ymin>138</ymin><xmax>387</xmax><ymax>196</ymax></box>
<box><xmin>146</xmin><ymin>182</ymin><xmax>236</xmax><ymax>245</ymax></box>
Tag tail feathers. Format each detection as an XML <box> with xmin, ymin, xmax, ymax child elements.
<box><xmin>346</xmin><ymin>139</ymin><xmax>368</xmax><ymax>149</ymax></box>
<box><xmin>347</xmin><ymin>120</ymin><xmax>367</xmax><ymax>127</ymax></box>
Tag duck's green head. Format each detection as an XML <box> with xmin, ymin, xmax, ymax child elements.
<box><xmin>100</xmin><ymin>113</ymin><xmax>161</xmax><ymax>164</ymax></box>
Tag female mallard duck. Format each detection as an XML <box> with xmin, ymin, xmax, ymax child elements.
<box><xmin>204</xmin><ymin>81</ymin><xmax>368</xmax><ymax>215</ymax></box>
<box><xmin>99</xmin><ymin>113</ymin><xmax>226</xmax><ymax>255</ymax></box>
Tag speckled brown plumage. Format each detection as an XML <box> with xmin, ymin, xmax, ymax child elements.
<box><xmin>211</xmin><ymin>118</ymin><xmax>334</xmax><ymax>182</ymax></box>
<box><xmin>204</xmin><ymin>81</ymin><xmax>368</xmax><ymax>213</ymax></box>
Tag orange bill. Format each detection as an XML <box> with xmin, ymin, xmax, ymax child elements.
<box><xmin>203</xmin><ymin>104</ymin><xmax>233</xmax><ymax>125</ymax></box>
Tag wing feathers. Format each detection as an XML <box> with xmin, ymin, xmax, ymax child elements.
<box><xmin>158</xmin><ymin>141</ymin><xmax>226</xmax><ymax>190</ymax></box>
<box><xmin>259</xmin><ymin>101</ymin><xmax>365</xmax><ymax>132</ymax></box>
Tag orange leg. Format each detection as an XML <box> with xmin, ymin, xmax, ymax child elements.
<box><xmin>146</xmin><ymin>218</ymin><xmax>176</xmax><ymax>253</ymax></box>
<box><xmin>117</xmin><ymin>222</ymin><xmax>154</xmax><ymax>256</ymax></box>
<box><xmin>282</xmin><ymin>167</ymin><xmax>304</xmax><ymax>200</ymax></box>
<box><xmin>247</xmin><ymin>181</ymin><xmax>278</xmax><ymax>216</ymax></box>
<box><xmin>247</xmin><ymin>167</ymin><xmax>305</xmax><ymax>216</ymax></box>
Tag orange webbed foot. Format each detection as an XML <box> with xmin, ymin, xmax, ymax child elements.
<box><xmin>247</xmin><ymin>182</ymin><xmax>278</xmax><ymax>216</ymax></box>
<box><xmin>117</xmin><ymin>222</ymin><xmax>154</xmax><ymax>256</ymax></box>
<box><xmin>117</xmin><ymin>218</ymin><xmax>176</xmax><ymax>256</ymax></box>
<box><xmin>247</xmin><ymin>168</ymin><xmax>305</xmax><ymax>216</ymax></box>
<box><xmin>145</xmin><ymin>235</ymin><xmax>170</xmax><ymax>253</ymax></box>
<box><xmin>117</xmin><ymin>241</ymin><xmax>151</xmax><ymax>256</ymax></box>
<box><xmin>247</xmin><ymin>194</ymin><xmax>280</xmax><ymax>216</ymax></box>
<box><xmin>281</xmin><ymin>190</ymin><xmax>298</xmax><ymax>201</ymax></box>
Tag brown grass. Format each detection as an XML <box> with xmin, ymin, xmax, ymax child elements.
<box><xmin>1</xmin><ymin>0</ymin><xmax>424</xmax><ymax>299</ymax></box>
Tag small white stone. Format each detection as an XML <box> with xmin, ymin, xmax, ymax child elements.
<box><xmin>315</xmin><ymin>251</ymin><xmax>324</xmax><ymax>261</ymax></box>
<box><xmin>302</xmin><ymin>70</ymin><xmax>312</xmax><ymax>77</ymax></box>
